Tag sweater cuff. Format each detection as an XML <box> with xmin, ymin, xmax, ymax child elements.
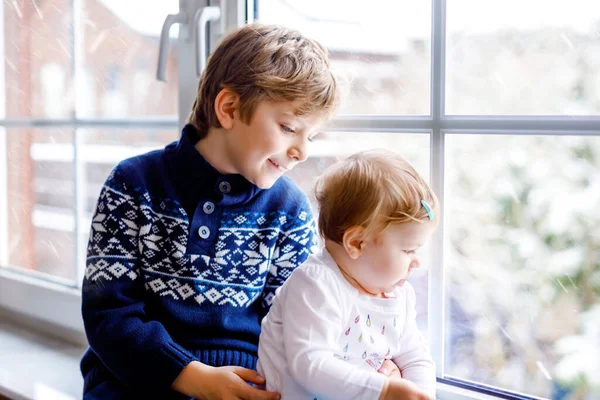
<box><xmin>160</xmin><ymin>342</ymin><xmax>198</xmax><ymax>388</ymax></box>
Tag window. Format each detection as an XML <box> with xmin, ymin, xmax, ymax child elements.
<box><xmin>257</xmin><ymin>1</ymin><xmax>600</xmax><ymax>399</ymax></box>
<box><xmin>0</xmin><ymin>0</ymin><xmax>180</xmax><ymax>326</ymax></box>
<box><xmin>446</xmin><ymin>0</ymin><xmax>600</xmax><ymax>115</ymax></box>
<box><xmin>1</xmin><ymin>1</ymin><xmax>599</xmax><ymax>399</ymax></box>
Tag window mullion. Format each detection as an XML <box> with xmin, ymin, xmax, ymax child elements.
<box><xmin>441</xmin><ymin>116</ymin><xmax>600</xmax><ymax>133</ymax></box>
<box><xmin>73</xmin><ymin>0</ymin><xmax>86</xmax><ymax>285</ymax></box>
<box><xmin>429</xmin><ymin>0</ymin><xmax>447</xmax><ymax>378</ymax></box>
<box><xmin>0</xmin><ymin>0</ymin><xmax>8</xmax><ymax>267</ymax></box>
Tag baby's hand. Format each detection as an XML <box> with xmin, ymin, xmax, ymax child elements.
<box><xmin>173</xmin><ymin>361</ymin><xmax>280</xmax><ymax>400</ymax></box>
<box><xmin>377</xmin><ymin>359</ymin><xmax>402</xmax><ymax>379</ymax></box>
<box><xmin>379</xmin><ymin>377</ymin><xmax>432</xmax><ymax>400</ymax></box>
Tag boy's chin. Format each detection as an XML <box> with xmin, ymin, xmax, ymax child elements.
<box><xmin>250</xmin><ymin>176</ymin><xmax>279</xmax><ymax>189</ymax></box>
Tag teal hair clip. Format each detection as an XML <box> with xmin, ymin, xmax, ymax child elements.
<box><xmin>421</xmin><ymin>200</ymin><xmax>434</xmax><ymax>221</ymax></box>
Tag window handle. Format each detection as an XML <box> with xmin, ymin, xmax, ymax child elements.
<box><xmin>156</xmin><ymin>12</ymin><xmax>188</xmax><ymax>82</ymax></box>
<box><xmin>194</xmin><ymin>6</ymin><xmax>221</xmax><ymax>78</ymax></box>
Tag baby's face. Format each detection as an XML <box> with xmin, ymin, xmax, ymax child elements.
<box><xmin>351</xmin><ymin>221</ymin><xmax>436</xmax><ymax>295</ymax></box>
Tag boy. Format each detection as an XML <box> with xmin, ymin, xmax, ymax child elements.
<box><xmin>80</xmin><ymin>24</ymin><xmax>338</xmax><ymax>399</ymax></box>
<box><xmin>258</xmin><ymin>151</ymin><xmax>438</xmax><ymax>399</ymax></box>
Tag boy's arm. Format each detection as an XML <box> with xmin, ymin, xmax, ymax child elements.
<box><xmin>391</xmin><ymin>284</ymin><xmax>437</xmax><ymax>398</ymax></box>
<box><xmin>82</xmin><ymin>165</ymin><xmax>196</xmax><ymax>393</ymax></box>
<box><xmin>281</xmin><ymin>266</ymin><xmax>386</xmax><ymax>399</ymax></box>
<box><xmin>261</xmin><ymin>197</ymin><xmax>318</xmax><ymax>309</ymax></box>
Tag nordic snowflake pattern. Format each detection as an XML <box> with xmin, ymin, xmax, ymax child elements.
<box><xmin>85</xmin><ymin>173</ymin><xmax>317</xmax><ymax>309</ymax></box>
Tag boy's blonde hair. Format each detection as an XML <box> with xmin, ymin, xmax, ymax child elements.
<box><xmin>188</xmin><ymin>23</ymin><xmax>339</xmax><ymax>138</ymax></box>
<box><xmin>315</xmin><ymin>150</ymin><xmax>439</xmax><ymax>243</ymax></box>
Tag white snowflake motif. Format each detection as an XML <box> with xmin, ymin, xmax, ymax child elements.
<box><xmin>243</xmin><ymin>242</ymin><xmax>272</xmax><ymax>274</ymax></box>
<box><xmin>139</xmin><ymin>223</ymin><xmax>162</xmax><ymax>252</ymax></box>
<box><xmin>271</xmin><ymin>246</ymin><xmax>297</xmax><ymax>269</ymax></box>
<box><xmin>214</xmin><ymin>249</ymin><xmax>232</xmax><ymax>266</ymax></box>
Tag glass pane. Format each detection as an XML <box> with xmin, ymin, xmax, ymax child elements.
<box><xmin>447</xmin><ymin>0</ymin><xmax>600</xmax><ymax>115</ymax></box>
<box><xmin>445</xmin><ymin>134</ymin><xmax>600</xmax><ymax>399</ymax></box>
<box><xmin>4</xmin><ymin>129</ymin><xmax>76</xmax><ymax>282</ymax></box>
<box><xmin>79</xmin><ymin>127</ymin><xmax>179</xmax><ymax>269</ymax></box>
<box><xmin>256</xmin><ymin>0</ymin><xmax>431</xmax><ymax>115</ymax></box>
<box><xmin>3</xmin><ymin>0</ymin><xmax>74</xmax><ymax>118</ymax></box>
<box><xmin>80</xmin><ymin>1</ymin><xmax>179</xmax><ymax>117</ymax></box>
<box><xmin>290</xmin><ymin>132</ymin><xmax>432</xmax><ymax>332</ymax></box>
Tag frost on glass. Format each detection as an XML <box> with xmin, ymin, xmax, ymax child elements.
<box><xmin>0</xmin><ymin>0</ymin><xmax>179</xmax><ymax>282</ymax></box>
<box><xmin>447</xmin><ymin>0</ymin><xmax>600</xmax><ymax>115</ymax></box>
<box><xmin>2</xmin><ymin>0</ymin><xmax>178</xmax><ymax>118</ymax></box>
<box><xmin>3</xmin><ymin>0</ymin><xmax>73</xmax><ymax>118</ymax></box>
<box><xmin>81</xmin><ymin>0</ymin><xmax>179</xmax><ymax>117</ymax></box>
<box><xmin>5</xmin><ymin>129</ymin><xmax>76</xmax><ymax>281</ymax></box>
<box><xmin>446</xmin><ymin>135</ymin><xmax>600</xmax><ymax>399</ymax></box>
<box><xmin>257</xmin><ymin>0</ymin><xmax>432</xmax><ymax>115</ymax></box>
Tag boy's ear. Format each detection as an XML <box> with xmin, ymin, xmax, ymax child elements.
<box><xmin>342</xmin><ymin>226</ymin><xmax>366</xmax><ymax>259</ymax></box>
<box><xmin>214</xmin><ymin>88</ymin><xmax>239</xmax><ymax>129</ymax></box>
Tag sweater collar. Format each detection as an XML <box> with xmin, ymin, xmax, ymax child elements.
<box><xmin>168</xmin><ymin>124</ymin><xmax>262</xmax><ymax>206</ymax></box>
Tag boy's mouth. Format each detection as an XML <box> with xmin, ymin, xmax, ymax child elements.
<box><xmin>268</xmin><ymin>158</ymin><xmax>289</xmax><ymax>172</ymax></box>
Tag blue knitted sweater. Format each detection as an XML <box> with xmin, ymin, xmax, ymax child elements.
<box><xmin>80</xmin><ymin>125</ymin><xmax>317</xmax><ymax>398</ymax></box>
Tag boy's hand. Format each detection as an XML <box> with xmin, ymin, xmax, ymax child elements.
<box><xmin>172</xmin><ymin>361</ymin><xmax>280</xmax><ymax>400</ymax></box>
<box><xmin>377</xmin><ymin>359</ymin><xmax>402</xmax><ymax>379</ymax></box>
<box><xmin>378</xmin><ymin>377</ymin><xmax>433</xmax><ymax>400</ymax></box>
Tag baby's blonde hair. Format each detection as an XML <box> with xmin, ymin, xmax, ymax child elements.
<box><xmin>188</xmin><ymin>23</ymin><xmax>340</xmax><ymax>138</ymax></box>
<box><xmin>315</xmin><ymin>150</ymin><xmax>439</xmax><ymax>243</ymax></box>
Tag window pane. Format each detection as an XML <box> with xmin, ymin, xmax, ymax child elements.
<box><xmin>256</xmin><ymin>0</ymin><xmax>431</xmax><ymax>115</ymax></box>
<box><xmin>3</xmin><ymin>0</ymin><xmax>73</xmax><ymax>118</ymax></box>
<box><xmin>445</xmin><ymin>134</ymin><xmax>600</xmax><ymax>398</ymax></box>
<box><xmin>289</xmin><ymin>132</ymin><xmax>432</xmax><ymax>332</ymax></box>
<box><xmin>80</xmin><ymin>1</ymin><xmax>179</xmax><ymax>117</ymax></box>
<box><xmin>4</xmin><ymin>129</ymin><xmax>76</xmax><ymax>282</ymax></box>
<box><xmin>447</xmin><ymin>0</ymin><xmax>600</xmax><ymax>115</ymax></box>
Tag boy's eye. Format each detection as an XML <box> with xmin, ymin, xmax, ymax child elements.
<box><xmin>280</xmin><ymin>124</ymin><xmax>294</xmax><ymax>133</ymax></box>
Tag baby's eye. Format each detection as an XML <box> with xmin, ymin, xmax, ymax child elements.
<box><xmin>280</xmin><ymin>124</ymin><xmax>294</xmax><ymax>133</ymax></box>
<box><xmin>404</xmin><ymin>250</ymin><xmax>416</xmax><ymax>255</ymax></box>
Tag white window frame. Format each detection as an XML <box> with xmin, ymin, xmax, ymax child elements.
<box><xmin>0</xmin><ymin>0</ymin><xmax>598</xmax><ymax>399</ymax></box>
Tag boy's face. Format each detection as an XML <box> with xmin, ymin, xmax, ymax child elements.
<box><xmin>349</xmin><ymin>221</ymin><xmax>436</xmax><ymax>296</ymax></box>
<box><xmin>224</xmin><ymin>99</ymin><xmax>325</xmax><ymax>189</ymax></box>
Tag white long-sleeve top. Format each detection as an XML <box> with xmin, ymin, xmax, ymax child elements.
<box><xmin>257</xmin><ymin>249</ymin><xmax>436</xmax><ymax>400</ymax></box>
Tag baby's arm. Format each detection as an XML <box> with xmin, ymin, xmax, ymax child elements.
<box><xmin>281</xmin><ymin>266</ymin><xmax>387</xmax><ymax>399</ymax></box>
<box><xmin>392</xmin><ymin>284</ymin><xmax>436</xmax><ymax>398</ymax></box>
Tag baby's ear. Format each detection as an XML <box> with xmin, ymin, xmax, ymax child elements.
<box><xmin>342</xmin><ymin>226</ymin><xmax>366</xmax><ymax>259</ymax></box>
<box><xmin>214</xmin><ymin>88</ymin><xmax>239</xmax><ymax>129</ymax></box>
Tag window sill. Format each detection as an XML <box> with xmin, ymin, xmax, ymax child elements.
<box><xmin>0</xmin><ymin>315</ymin><xmax>86</xmax><ymax>400</ymax></box>
<box><xmin>436</xmin><ymin>381</ymin><xmax>517</xmax><ymax>400</ymax></box>
<box><xmin>0</xmin><ymin>268</ymin><xmax>84</xmax><ymax>338</ymax></box>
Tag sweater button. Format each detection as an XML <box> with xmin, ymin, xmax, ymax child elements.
<box><xmin>219</xmin><ymin>181</ymin><xmax>231</xmax><ymax>194</ymax></box>
<box><xmin>198</xmin><ymin>226</ymin><xmax>210</xmax><ymax>239</ymax></box>
<box><xmin>203</xmin><ymin>201</ymin><xmax>215</xmax><ymax>214</ymax></box>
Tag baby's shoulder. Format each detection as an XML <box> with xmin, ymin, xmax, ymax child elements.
<box><xmin>283</xmin><ymin>253</ymin><xmax>342</xmax><ymax>292</ymax></box>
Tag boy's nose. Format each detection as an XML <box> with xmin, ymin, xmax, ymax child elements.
<box><xmin>288</xmin><ymin>140</ymin><xmax>308</xmax><ymax>162</ymax></box>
